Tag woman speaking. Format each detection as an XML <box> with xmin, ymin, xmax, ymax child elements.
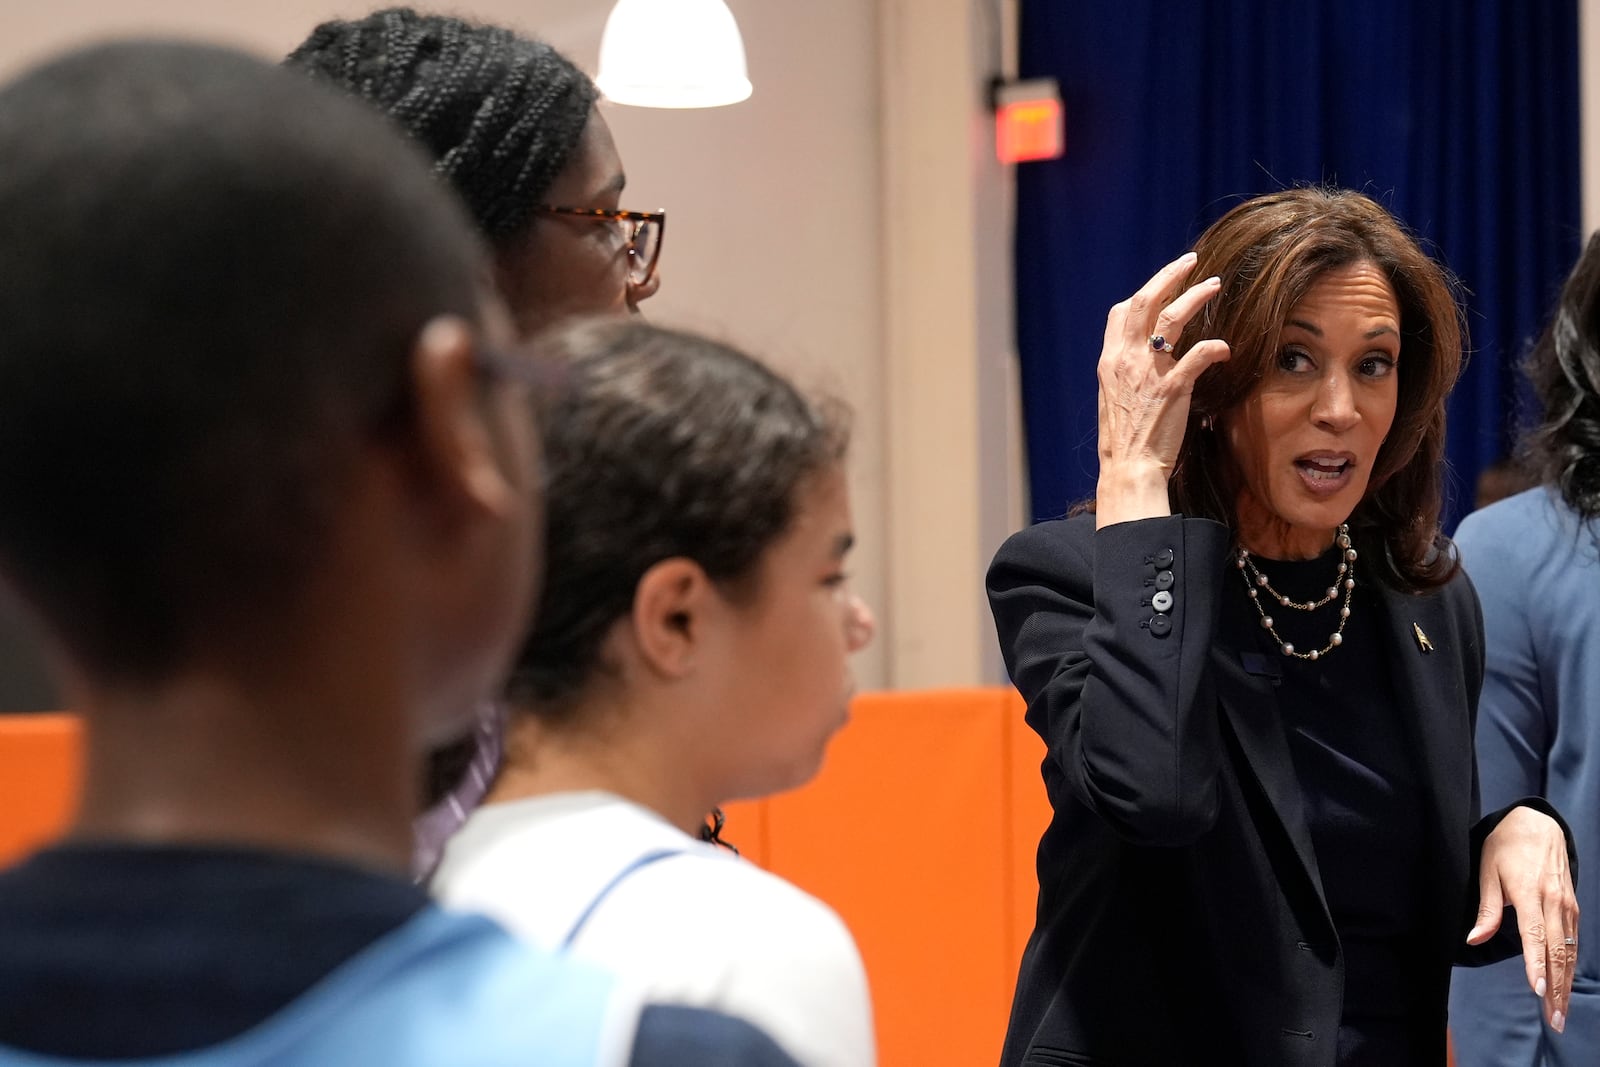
<box><xmin>988</xmin><ymin>188</ymin><xmax>1578</xmax><ymax>1067</ymax></box>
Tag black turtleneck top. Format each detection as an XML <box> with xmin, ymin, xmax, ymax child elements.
<box><xmin>1220</xmin><ymin>542</ymin><xmax>1433</xmax><ymax>1066</ymax></box>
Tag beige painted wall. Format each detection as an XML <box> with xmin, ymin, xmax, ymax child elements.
<box><xmin>880</xmin><ymin>0</ymin><xmax>1023</xmax><ymax>686</ymax></box>
<box><xmin>0</xmin><ymin>0</ymin><xmax>1021</xmax><ymax>690</ymax></box>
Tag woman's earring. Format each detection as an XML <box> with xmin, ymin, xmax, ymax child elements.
<box><xmin>1199</xmin><ymin>415</ymin><xmax>1213</xmax><ymax>431</ymax></box>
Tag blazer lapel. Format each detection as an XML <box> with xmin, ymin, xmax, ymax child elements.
<box><xmin>1206</xmin><ymin>577</ymin><xmax>1476</xmax><ymax>955</ymax></box>
<box><xmin>1212</xmin><ymin>645</ymin><xmax>1335</xmax><ymax>937</ymax></box>
<box><xmin>1376</xmin><ymin>583</ymin><xmax>1476</xmax><ymax>909</ymax></box>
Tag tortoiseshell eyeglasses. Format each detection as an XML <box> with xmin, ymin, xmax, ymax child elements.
<box><xmin>536</xmin><ymin>206</ymin><xmax>666</xmax><ymax>288</ymax></box>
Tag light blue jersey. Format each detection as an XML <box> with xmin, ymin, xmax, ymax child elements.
<box><xmin>0</xmin><ymin>906</ymin><xmax>639</xmax><ymax>1067</ymax></box>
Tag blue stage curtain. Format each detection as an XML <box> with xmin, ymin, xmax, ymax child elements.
<box><xmin>1015</xmin><ymin>0</ymin><xmax>1581</xmax><ymax>528</ymax></box>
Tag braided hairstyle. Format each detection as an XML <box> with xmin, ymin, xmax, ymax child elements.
<box><xmin>286</xmin><ymin>7</ymin><xmax>598</xmax><ymax>245</ymax></box>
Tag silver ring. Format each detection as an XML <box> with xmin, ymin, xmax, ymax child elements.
<box><xmin>1149</xmin><ymin>335</ymin><xmax>1174</xmax><ymax>353</ymax></box>
<box><xmin>1565</xmin><ymin>937</ymin><xmax>1577</xmax><ymax>946</ymax></box>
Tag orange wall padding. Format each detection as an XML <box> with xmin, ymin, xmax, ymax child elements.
<box><xmin>0</xmin><ymin>713</ymin><xmax>82</xmax><ymax>867</ymax></box>
<box><xmin>0</xmin><ymin>694</ymin><xmax>1057</xmax><ymax>1067</ymax></box>
<box><xmin>723</xmin><ymin>687</ymin><xmax>1050</xmax><ymax>1067</ymax></box>
<box><xmin>0</xmin><ymin>697</ymin><xmax>1461</xmax><ymax>1066</ymax></box>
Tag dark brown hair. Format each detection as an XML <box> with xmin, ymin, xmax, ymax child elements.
<box><xmin>506</xmin><ymin>319</ymin><xmax>850</xmax><ymax>720</ymax></box>
<box><xmin>1522</xmin><ymin>229</ymin><xmax>1600</xmax><ymax>520</ymax></box>
<box><xmin>1167</xmin><ymin>187</ymin><xmax>1464</xmax><ymax>591</ymax></box>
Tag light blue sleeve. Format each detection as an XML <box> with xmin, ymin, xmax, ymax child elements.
<box><xmin>1455</xmin><ymin>504</ymin><xmax>1552</xmax><ymax>809</ymax></box>
<box><xmin>1448</xmin><ymin>501</ymin><xmax>1549</xmax><ymax>1067</ymax></box>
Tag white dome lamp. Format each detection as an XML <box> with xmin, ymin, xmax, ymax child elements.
<box><xmin>596</xmin><ymin>0</ymin><xmax>753</xmax><ymax>109</ymax></box>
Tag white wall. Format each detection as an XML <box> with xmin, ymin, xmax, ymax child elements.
<box><xmin>0</xmin><ymin>0</ymin><xmax>1022</xmax><ymax>690</ymax></box>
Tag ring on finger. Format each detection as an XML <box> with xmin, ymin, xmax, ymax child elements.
<box><xmin>1565</xmin><ymin>937</ymin><xmax>1577</xmax><ymax>946</ymax></box>
<box><xmin>1149</xmin><ymin>334</ymin><xmax>1176</xmax><ymax>353</ymax></box>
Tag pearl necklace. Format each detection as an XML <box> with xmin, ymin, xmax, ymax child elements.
<box><xmin>1233</xmin><ymin>524</ymin><xmax>1356</xmax><ymax>661</ymax></box>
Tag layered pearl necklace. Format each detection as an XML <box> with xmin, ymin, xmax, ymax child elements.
<box><xmin>1233</xmin><ymin>524</ymin><xmax>1356</xmax><ymax>661</ymax></box>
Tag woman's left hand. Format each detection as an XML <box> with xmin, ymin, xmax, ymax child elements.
<box><xmin>1469</xmin><ymin>805</ymin><xmax>1579</xmax><ymax>1033</ymax></box>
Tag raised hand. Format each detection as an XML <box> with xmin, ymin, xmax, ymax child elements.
<box><xmin>1095</xmin><ymin>252</ymin><xmax>1230</xmax><ymax>528</ymax></box>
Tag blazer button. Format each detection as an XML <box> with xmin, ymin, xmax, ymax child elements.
<box><xmin>1151</xmin><ymin>590</ymin><xmax>1174</xmax><ymax>612</ymax></box>
<box><xmin>1153</xmin><ymin>548</ymin><xmax>1175</xmax><ymax>569</ymax></box>
<box><xmin>1155</xmin><ymin>569</ymin><xmax>1174</xmax><ymax>590</ymax></box>
<box><xmin>1149</xmin><ymin>613</ymin><xmax>1172</xmax><ymax>637</ymax></box>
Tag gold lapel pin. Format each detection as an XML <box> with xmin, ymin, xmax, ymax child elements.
<box><xmin>1413</xmin><ymin>623</ymin><xmax>1434</xmax><ymax>653</ymax></box>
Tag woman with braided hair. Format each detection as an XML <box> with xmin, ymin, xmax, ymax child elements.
<box><xmin>287</xmin><ymin>7</ymin><xmax>664</xmax><ymax>877</ymax></box>
<box><xmin>287</xmin><ymin>6</ymin><xmax>663</xmax><ymax>340</ymax></box>
<box><xmin>288</xmin><ymin>13</ymin><xmax>878</xmax><ymax>1066</ymax></box>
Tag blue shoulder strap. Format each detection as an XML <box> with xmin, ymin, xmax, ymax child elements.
<box><xmin>561</xmin><ymin>848</ymin><xmax>685</xmax><ymax>950</ymax></box>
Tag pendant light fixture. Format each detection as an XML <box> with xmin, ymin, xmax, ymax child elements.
<box><xmin>595</xmin><ymin>0</ymin><xmax>753</xmax><ymax>109</ymax></box>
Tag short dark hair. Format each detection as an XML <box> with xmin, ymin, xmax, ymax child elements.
<box><xmin>0</xmin><ymin>40</ymin><xmax>485</xmax><ymax>681</ymax></box>
<box><xmin>506</xmin><ymin>320</ymin><xmax>850</xmax><ymax>718</ymax></box>
<box><xmin>286</xmin><ymin>7</ymin><xmax>598</xmax><ymax>246</ymax></box>
<box><xmin>1522</xmin><ymin>229</ymin><xmax>1600</xmax><ymax>520</ymax></box>
<box><xmin>1167</xmin><ymin>187</ymin><xmax>1464</xmax><ymax>591</ymax></box>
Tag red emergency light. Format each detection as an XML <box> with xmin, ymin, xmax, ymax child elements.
<box><xmin>994</xmin><ymin>78</ymin><xmax>1063</xmax><ymax>164</ymax></box>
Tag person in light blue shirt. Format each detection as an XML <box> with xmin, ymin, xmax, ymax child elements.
<box><xmin>1449</xmin><ymin>231</ymin><xmax>1600</xmax><ymax>1067</ymax></box>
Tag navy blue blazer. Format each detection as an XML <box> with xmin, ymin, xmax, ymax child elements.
<box><xmin>989</xmin><ymin>513</ymin><xmax>1533</xmax><ymax>1067</ymax></box>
